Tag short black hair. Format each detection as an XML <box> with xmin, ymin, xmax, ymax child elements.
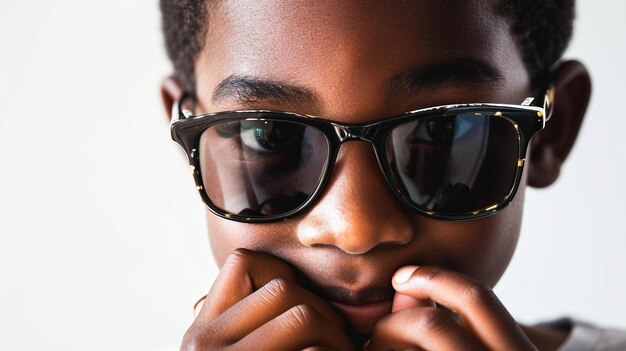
<box><xmin>160</xmin><ymin>0</ymin><xmax>575</xmax><ymax>93</ymax></box>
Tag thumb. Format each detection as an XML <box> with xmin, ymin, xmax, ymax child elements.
<box><xmin>391</xmin><ymin>266</ymin><xmax>434</xmax><ymax>312</ymax></box>
<box><xmin>391</xmin><ymin>292</ymin><xmax>434</xmax><ymax>312</ymax></box>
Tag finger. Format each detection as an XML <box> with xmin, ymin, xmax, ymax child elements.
<box><xmin>234</xmin><ymin>304</ymin><xmax>355</xmax><ymax>351</ymax></box>
<box><xmin>392</xmin><ymin>266</ymin><xmax>534</xmax><ymax>350</ymax></box>
<box><xmin>211</xmin><ymin>277</ymin><xmax>345</xmax><ymax>341</ymax></box>
<box><xmin>367</xmin><ymin>307</ymin><xmax>484</xmax><ymax>351</ymax></box>
<box><xmin>195</xmin><ymin>249</ymin><xmax>298</xmax><ymax>326</ymax></box>
<box><xmin>391</xmin><ymin>292</ymin><xmax>434</xmax><ymax>313</ymax></box>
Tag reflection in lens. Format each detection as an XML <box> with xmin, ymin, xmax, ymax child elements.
<box><xmin>199</xmin><ymin>117</ymin><xmax>329</xmax><ymax>218</ymax></box>
<box><xmin>385</xmin><ymin>114</ymin><xmax>519</xmax><ymax>215</ymax></box>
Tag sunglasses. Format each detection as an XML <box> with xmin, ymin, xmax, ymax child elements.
<box><xmin>171</xmin><ymin>90</ymin><xmax>552</xmax><ymax>223</ymax></box>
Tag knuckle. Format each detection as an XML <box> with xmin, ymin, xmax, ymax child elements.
<box><xmin>257</xmin><ymin>278</ymin><xmax>295</xmax><ymax>304</ymax></box>
<box><xmin>416</xmin><ymin>308</ymin><xmax>450</xmax><ymax>334</ymax></box>
<box><xmin>285</xmin><ymin>304</ymin><xmax>319</xmax><ymax>330</ymax></box>
<box><xmin>463</xmin><ymin>284</ymin><xmax>499</xmax><ymax>306</ymax></box>
<box><xmin>182</xmin><ymin>325</ymin><xmax>228</xmax><ymax>350</ymax></box>
<box><xmin>262</xmin><ymin>277</ymin><xmax>294</xmax><ymax>300</ymax></box>
<box><xmin>181</xmin><ymin>334</ymin><xmax>210</xmax><ymax>351</ymax></box>
<box><xmin>224</xmin><ymin>248</ymin><xmax>254</xmax><ymax>268</ymax></box>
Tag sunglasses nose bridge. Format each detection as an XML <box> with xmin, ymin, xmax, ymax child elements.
<box><xmin>331</xmin><ymin>123</ymin><xmax>380</xmax><ymax>144</ymax></box>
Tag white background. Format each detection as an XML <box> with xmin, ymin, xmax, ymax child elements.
<box><xmin>1</xmin><ymin>1</ymin><xmax>625</xmax><ymax>350</ymax></box>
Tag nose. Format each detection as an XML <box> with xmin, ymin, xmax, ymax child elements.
<box><xmin>296</xmin><ymin>142</ymin><xmax>414</xmax><ymax>255</ymax></box>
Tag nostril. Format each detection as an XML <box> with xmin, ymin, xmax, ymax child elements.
<box><xmin>296</xmin><ymin>205</ymin><xmax>414</xmax><ymax>255</ymax></box>
<box><xmin>296</xmin><ymin>220</ymin><xmax>325</xmax><ymax>248</ymax></box>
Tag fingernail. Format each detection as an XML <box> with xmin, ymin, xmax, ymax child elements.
<box><xmin>393</xmin><ymin>266</ymin><xmax>419</xmax><ymax>285</ymax></box>
<box><xmin>362</xmin><ymin>339</ymin><xmax>370</xmax><ymax>350</ymax></box>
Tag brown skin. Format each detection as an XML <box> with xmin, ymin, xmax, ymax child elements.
<box><xmin>162</xmin><ymin>0</ymin><xmax>591</xmax><ymax>349</ymax></box>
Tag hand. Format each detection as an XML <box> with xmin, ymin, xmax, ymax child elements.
<box><xmin>181</xmin><ymin>248</ymin><xmax>355</xmax><ymax>351</ymax></box>
<box><xmin>367</xmin><ymin>266</ymin><xmax>536</xmax><ymax>351</ymax></box>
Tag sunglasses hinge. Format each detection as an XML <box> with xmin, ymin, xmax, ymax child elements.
<box><xmin>332</xmin><ymin>123</ymin><xmax>380</xmax><ymax>142</ymax></box>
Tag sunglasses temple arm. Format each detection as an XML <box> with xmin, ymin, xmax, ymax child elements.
<box><xmin>520</xmin><ymin>88</ymin><xmax>554</xmax><ymax>123</ymax></box>
<box><xmin>171</xmin><ymin>92</ymin><xmax>195</xmax><ymax>122</ymax></box>
<box><xmin>543</xmin><ymin>87</ymin><xmax>554</xmax><ymax>122</ymax></box>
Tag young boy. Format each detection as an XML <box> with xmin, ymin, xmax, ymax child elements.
<box><xmin>158</xmin><ymin>1</ymin><xmax>622</xmax><ymax>349</ymax></box>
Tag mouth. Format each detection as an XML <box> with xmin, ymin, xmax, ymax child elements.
<box><xmin>330</xmin><ymin>299</ymin><xmax>393</xmax><ymax>334</ymax></box>
<box><xmin>315</xmin><ymin>285</ymin><xmax>395</xmax><ymax>334</ymax></box>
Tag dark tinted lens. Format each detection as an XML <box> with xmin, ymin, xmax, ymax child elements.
<box><xmin>199</xmin><ymin>118</ymin><xmax>329</xmax><ymax>218</ymax></box>
<box><xmin>385</xmin><ymin>114</ymin><xmax>520</xmax><ymax>215</ymax></box>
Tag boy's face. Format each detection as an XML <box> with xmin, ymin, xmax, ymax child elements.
<box><xmin>194</xmin><ymin>0</ymin><xmax>531</xmax><ymax>333</ymax></box>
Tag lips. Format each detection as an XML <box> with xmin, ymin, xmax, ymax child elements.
<box><xmin>311</xmin><ymin>285</ymin><xmax>395</xmax><ymax>334</ymax></box>
<box><xmin>331</xmin><ymin>299</ymin><xmax>393</xmax><ymax>333</ymax></box>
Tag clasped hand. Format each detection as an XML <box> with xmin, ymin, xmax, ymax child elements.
<box><xmin>181</xmin><ymin>249</ymin><xmax>537</xmax><ymax>351</ymax></box>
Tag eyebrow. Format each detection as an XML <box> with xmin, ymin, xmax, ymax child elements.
<box><xmin>389</xmin><ymin>58</ymin><xmax>505</xmax><ymax>100</ymax></box>
<box><xmin>211</xmin><ymin>58</ymin><xmax>504</xmax><ymax>107</ymax></box>
<box><xmin>212</xmin><ymin>74</ymin><xmax>320</xmax><ymax>107</ymax></box>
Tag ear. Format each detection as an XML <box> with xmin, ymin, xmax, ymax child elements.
<box><xmin>160</xmin><ymin>75</ymin><xmax>184</xmax><ymax>122</ymax></box>
<box><xmin>527</xmin><ymin>60</ymin><xmax>592</xmax><ymax>188</ymax></box>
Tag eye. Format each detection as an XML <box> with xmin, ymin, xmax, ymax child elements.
<box><xmin>240</xmin><ymin>120</ymin><xmax>305</xmax><ymax>152</ymax></box>
<box><xmin>213</xmin><ymin>120</ymin><xmax>240</xmax><ymax>138</ymax></box>
<box><xmin>413</xmin><ymin>115</ymin><xmax>475</xmax><ymax>143</ymax></box>
<box><xmin>425</xmin><ymin>119</ymin><xmax>455</xmax><ymax>142</ymax></box>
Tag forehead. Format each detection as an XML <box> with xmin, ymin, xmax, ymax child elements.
<box><xmin>197</xmin><ymin>0</ymin><xmax>527</xmax><ymax>118</ymax></box>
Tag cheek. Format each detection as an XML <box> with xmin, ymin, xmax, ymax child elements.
<box><xmin>205</xmin><ymin>213</ymin><xmax>298</xmax><ymax>266</ymax></box>
<box><xmin>433</xmin><ymin>150</ymin><xmax>529</xmax><ymax>287</ymax></box>
<box><xmin>206</xmin><ymin>214</ymin><xmax>250</xmax><ymax>266</ymax></box>
<box><xmin>444</xmin><ymin>183</ymin><xmax>525</xmax><ymax>288</ymax></box>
